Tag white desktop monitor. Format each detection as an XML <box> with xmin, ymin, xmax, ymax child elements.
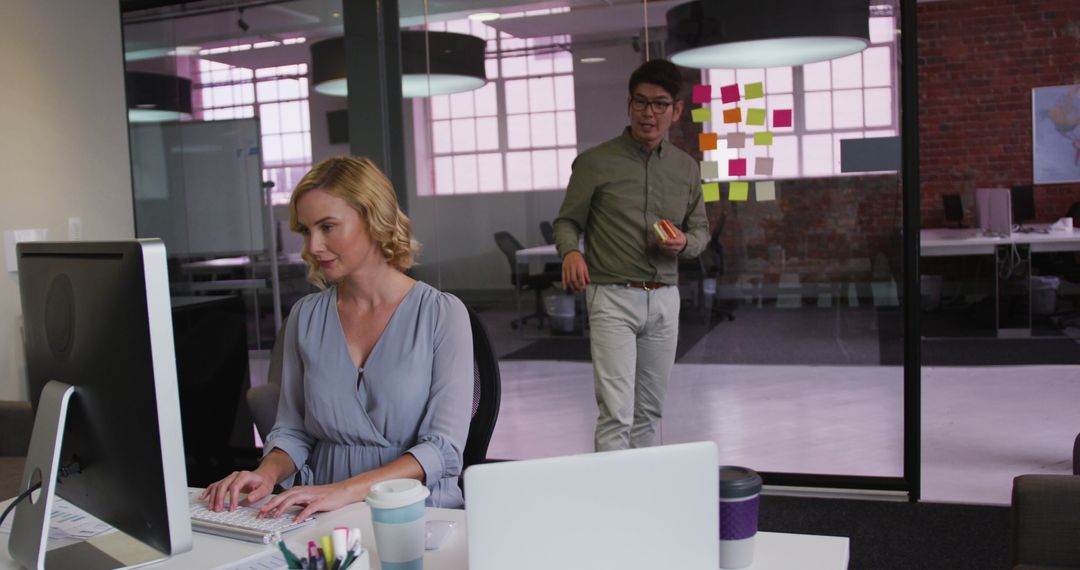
<box><xmin>10</xmin><ymin>240</ymin><xmax>192</xmax><ymax>569</ymax></box>
<box><xmin>975</xmin><ymin>187</ymin><xmax>1013</xmax><ymax>237</ymax></box>
<box><xmin>464</xmin><ymin>441</ymin><xmax>719</xmax><ymax>570</ymax></box>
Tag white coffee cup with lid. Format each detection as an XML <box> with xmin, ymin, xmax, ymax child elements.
<box><xmin>367</xmin><ymin>479</ymin><xmax>430</xmax><ymax>570</ymax></box>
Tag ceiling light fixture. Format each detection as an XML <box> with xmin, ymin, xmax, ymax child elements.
<box><xmin>579</xmin><ymin>56</ymin><xmax>607</xmax><ymax>64</ymax></box>
<box><xmin>667</xmin><ymin>0</ymin><xmax>870</xmax><ymax>69</ymax></box>
<box><xmin>468</xmin><ymin>12</ymin><xmax>501</xmax><ymax>22</ymax></box>
<box><xmin>311</xmin><ymin>31</ymin><xmax>487</xmax><ymax>98</ymax></box>
<box><xmin>125</xmin><ymin>72</ymin><xmax>192</xmax><ymax>123</ymax></box>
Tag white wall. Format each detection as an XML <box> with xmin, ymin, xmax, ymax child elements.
<box><xmin>0</xmin><ymin>0</ymin><xmax>134</xmax><ymax>400</ymax></box>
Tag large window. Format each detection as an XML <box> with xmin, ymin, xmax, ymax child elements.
<box><xmin>194</xmin><ymin>38</ymin><xmax>312</xmax><ymax>204</ymax></box>
<box><xmin>421</xmin><ymin>12</ymin><xmax>576</xmax><ymax>195</ymax></box>
<box><xmin>705</xmin><ymin>14</ymin><xmax>897</xmax><ymax>180</ymax></box>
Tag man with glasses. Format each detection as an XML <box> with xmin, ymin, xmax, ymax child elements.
<box><xmin>553</xmin><ymin>59</ymin><xmax>709</xmax><ymax>451</ymax></box>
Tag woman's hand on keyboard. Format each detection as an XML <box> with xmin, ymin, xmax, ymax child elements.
<box><xmin>200</xmin><ymin>469</ymin><xmax>275</xmax><ymax>513</ymax></box>
<box><xmin>257</xmin><ymin>482</ymin><xmax>356</xmax><ymax>523</ymax></box>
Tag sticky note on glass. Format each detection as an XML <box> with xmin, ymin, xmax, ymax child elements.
<box><xmin>744</xmin><ymin>82</ymin><xmax>764</xmax><ymax>99</ymax></box>
<box><xmin>701</xmin><ymin>160</ymin><xmax>719</xmax><ymax>179</ymax></box>
<box><xmin>726</xmin><ymin>133</ymin><xmax>747</xmax><ymax>149</ymax></box>
<box><xmin>691</xmin><ymin>108</ymin><xmax>712</xmax><ymax>123</ymax></box>
<box><xmin>729</xmin><ymin>182</ymin><xmax>749</xmax><ymax>201</ymax></box>
<box><xmin>755</xmin><ymin>157</ymin><xmax>774</xmax><ymax>176</ymax></box>
<box><xmin>693</xmin><ymin>85</ymin><xmax>712</xmax><ymax>104</ymax></box>
<box><xmin>702</xmin><ymin>182</ymin><xmax>721</xmax><ymax>203</ymax></box>
<box><xmin>746</xmin><ymin>108</ymin><xmax>766</xmax><ymax>126</ymax></box>
<box><xmin>754</xmin><ymin>131</ymin><xmax>773</xmax><ymax>146</ymax></box>
<box><xmin>729</xmin><ymin>158</ymin><xmax>747</xmax><ymax>177</ymax></box>
<box><xmin>774</xmin><ymin>109</ymin><xmax>793</xmax><ymax>128</ymax></box>
<box><xmin>720</xmin><ymin>84</ymin><xmax>740</xmax><ymax>104</ymax></box>
<box><xmin>756</xmin><ymin>181</ymin><xmax>776</xmax><ymax>201</ymax></box>
<box><xmin>722</xmin><ymin>108</ymin><xmax>742</xmax><ymax>124</ymax></box>
<box><xmin>699</xmin><ymin>132</ymin><xmax>718</xmax><ymax>151</ymax></box>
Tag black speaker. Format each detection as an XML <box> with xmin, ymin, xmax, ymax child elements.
<box><xmin>943</xmin><ymin>194</ymin><xmax>963</xmax><ymax>228</ymax></box>
<box><xmin>327</xmin><ymin>109</ymin><xmax>348</xmax><ymax>145</ymax></box>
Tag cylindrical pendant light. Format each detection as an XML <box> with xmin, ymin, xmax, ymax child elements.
<box><xmin>126</xmin><ymin>71</ymin><xmax>193</xmax><ymax>123</ymax></box>
<box><xmin>667</xmin><ymin>0</ymin><xmax>870</xmax><ymax>69</ymax></box>
<box><xmin>311</xmin><ymin>31</ymin><xmax>487</xmax><ymax>98</ymax></box>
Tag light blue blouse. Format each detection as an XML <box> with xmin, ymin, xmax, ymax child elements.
<box><xmin>265</xmin><ymin>281</ymin><xmax>473</xmax><ymax>508</ymax></box>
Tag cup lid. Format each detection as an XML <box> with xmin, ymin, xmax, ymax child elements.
<box><xmin>718</xmin><ymin>466</ymin><xmax>762</xmax><ymax>499</ymax></box>
<box><xmin>366</xmin><ymin>478</ymin><xmax>430</xmax><ymax>510</ymax></box>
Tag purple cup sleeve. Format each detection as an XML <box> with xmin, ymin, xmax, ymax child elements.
<box><xmin>719</xmin><ymin>495</ymin><xmax>759</xmax><ymax>541</ymax></box>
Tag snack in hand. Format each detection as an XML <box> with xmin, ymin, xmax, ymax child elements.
<box><xmin>652</xmin><ymin>219</ymin><xmax>679</xmax><ymax>241</ymax></box>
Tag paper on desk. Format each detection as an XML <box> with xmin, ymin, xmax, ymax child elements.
<box><xmin>220</xmin><ymin>549</ymin><xmax>287</xmax><ymax>570</ymax></box>
<box><xmin>0</xmin><ymin>497</ymin><xmax>116</xmax><ymax>550</ymax></box>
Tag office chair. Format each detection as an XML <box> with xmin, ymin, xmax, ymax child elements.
<box><xmin>463</xmin><ymin>306</ymin><xmax>502</xmax><ymax>475</ymax></box>
<box><xmin>539</xmin><ymin>220</ymin><xmax>556</xmax><ymax>245</ymax></box>
<box><xmin>494</xmin><ymin>231</ymin><xmax>561</xmax><ymax>329</ymax></box>
<box><xmin>246</xmin><ymin>316</ymin><xmax>287</xmax><ymax>444</ymax></box>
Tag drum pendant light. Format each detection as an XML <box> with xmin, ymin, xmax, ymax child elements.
<box><xmin>311</xmin><ymin>31</ymin><xmax>486</xmax><ymax>98</ymax></box>
<box><xmin>126</xmin><ymin>71</ymin><xmax>193</xmax><ymax>123</ymax></box>
<box><xmin>667</xmin><ymin>0</ymin><xmax>870</xmax><ymax>69</ymax></box>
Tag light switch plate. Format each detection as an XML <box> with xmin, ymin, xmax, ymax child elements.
<box><xmin>4</xmin><ymin>228</ymin><xmax>49</xmax><ymax>273</ymax></box>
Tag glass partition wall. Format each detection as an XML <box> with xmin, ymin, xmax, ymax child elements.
<box><xmin>122</xmin><ymin>0</ymin><xmax>921</xmax><ymax>499</ymax></box>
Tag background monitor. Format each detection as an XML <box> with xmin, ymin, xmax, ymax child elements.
<box><xmin>942</xmin><ymin>194</ymin><xmax>963</xmax><ymax>227</ymax></box>
<box><xmin>1011</xmin><ymin>185</ymin><xmax>1035</xmax><ymax>226</ymax></box>
<box><xmin>11</xmin><ymin>240</ymin><xmax>191</xmax><ymax>568</ymax></box>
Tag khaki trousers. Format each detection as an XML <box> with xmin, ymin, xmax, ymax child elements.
<box><xmin>586</xmin><ymin>283</ymin><xmax>680</xmax><ymax>451</ymax></box>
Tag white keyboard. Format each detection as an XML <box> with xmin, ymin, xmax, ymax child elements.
<box><xmin>189</xmin><ymin>496</ymin><xmax>315</xmax><ymax>544</ymax></box>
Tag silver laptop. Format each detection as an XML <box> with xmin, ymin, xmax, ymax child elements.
<box><xmin>464</xmin><ymin>441</ymin><xmax>719</xmax><ymax>570</ymax></box>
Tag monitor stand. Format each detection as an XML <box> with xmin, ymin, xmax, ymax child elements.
<box><xmin>9</xmin><ymin>381</ymin><xmax>168</xmax><ymax>570</ymax></box>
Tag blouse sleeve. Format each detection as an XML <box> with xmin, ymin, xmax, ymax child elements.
<box><xmin>264</xmin><ymin>304</ymin><xmax>315</xmax><ymax>482</ymax></box>
<box><xmin>405</xmin><ymin>293</ymin><xmax>474</xmax><ymax>488</ymax></box>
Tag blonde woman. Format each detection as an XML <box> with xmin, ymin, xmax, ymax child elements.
<box><xmin>201</xmin><ymin>157</ymin><xmax>473</xmax><ymax>517</ymax></box>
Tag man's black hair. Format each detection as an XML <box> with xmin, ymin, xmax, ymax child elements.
<box><xmin>628</xmin><ymin>59</ymin><xmax>682</xmax><ymax>100</ymax></box>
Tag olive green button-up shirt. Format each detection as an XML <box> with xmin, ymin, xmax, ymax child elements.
<box><xmin>553</xmin><ymin>128</ymin><xmax>709</xmax><ymax>285</ymax></box>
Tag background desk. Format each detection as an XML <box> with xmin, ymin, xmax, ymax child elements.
<box><xmin>0</xmin><ymin>495</ymin><xmax>849</xmax><ymax>569</ymax></box>
<box><xmin>921</xmin><ymin>227</ymin><xmax>1080</xmax><ymax>336</ymax></box>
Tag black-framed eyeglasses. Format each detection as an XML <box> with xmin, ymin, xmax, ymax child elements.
<box><xmin>630</xmin><ymin>96</ymin><xmax>673</xmax><ymax>114</ymax></box>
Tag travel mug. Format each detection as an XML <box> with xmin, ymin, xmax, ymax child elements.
<box><xmin>366</xmin><ymin>479</ymin><xmax>430</xmax><ymax>570</ymax></box>
<box><xmin>718</xmin><ymin>466</ymin><xmax>762</xmax><ymax>569</ymax></box>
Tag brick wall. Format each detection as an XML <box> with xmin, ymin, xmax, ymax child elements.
<box><xmin>919</xmin><ymin>0</ymin><xmax>1080</xmax><ymax>227</ymax></box>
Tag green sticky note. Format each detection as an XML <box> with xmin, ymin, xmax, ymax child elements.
<box><xmin>754</xmin><ymin>131</ymin><xmax>773</xmax><ymax>145</ymax></box>
<box><xmin>729</xmin><ymin>182</ymin><xmax>749</xmax><ymax>201</ymax></box>
<box><xmin>702</xmin><ymin>182</ymin><xmax>721</xmax><ymax>203</ymax></box>
<box><xmin>744</xmin><ymin>82</ymin><xmax>764</xmax><ymax>99</ymax></box>
<box><xmin>746</xmin><ymin>108</ymin><xmax>766</xmax><ymax>126</ymax></box>
<box><xmin>691</xmin><ymin>107</ymin><xmax>712</xmax><ymax>123</ymax></box>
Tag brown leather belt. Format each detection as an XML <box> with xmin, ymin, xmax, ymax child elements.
<box><xmin>625</xmin><ymin>281</ymin><xmax>669</xmax><ymax>290</ymax></box>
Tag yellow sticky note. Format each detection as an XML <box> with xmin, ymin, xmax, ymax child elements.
<box><xmin>699</xmin><ymin>132</ymin><xmax>718</xmax><ymax>151</ymax></box>
<box><xmin>746</xmin><ymin>108</ymin><xmax>766</xmax><ymax>126</ymax></box>
<box><xmin>700</xmin><ymin>160</ymin><xmax>719</xmax><ymax>179</ymax></box>
<box><xmin>729</xmin><ymin>182</ymin><xmax>749</xmax><ymax>201</ymax></box>
<box><xmin>691</xmin><ymin>108</ymin><xmax>712</xmax><ymax>123</ymax></box>
<box><xmin>722</xmin><ymin>108</ymin><xmax>742</xmax><ymax>124</ymax></box>
<box><xmin>744</xmin><ymin>82</ymin><xmax>764</xmax><ymax>99</ymax></box>
<box><xmin>756</xmin><ymin>181</ymin><xmax>776</xmax><ymax>201</ymax></box>
<box><xmin>702</xmin><ymin>182</ymin><xmax>721</xmax><ymax>203</ymax></box>
<box><xmin>754</xmin><ymin>131</ymin><xmax>773</xmax><ymax>145</ymax></box>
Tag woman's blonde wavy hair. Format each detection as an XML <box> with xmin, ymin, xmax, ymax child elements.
<box><xmin>288</xmin><ymin>156</ymin><xmax>420</xmax><ymax>288</ymax></box>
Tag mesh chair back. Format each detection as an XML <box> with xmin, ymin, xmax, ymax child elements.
<box><xmin>463</xmin><ymin>306</ymin><xmax>501</xmax><ymax>472</ymax></box>
<box><xmin>494</xmin><ymin>231</ymin><xmax>524</xmax><ymax>286</ymax></box>
<box><xmin>539</xmin><ymin>221</ymin><xmax>556</xmax><ymax>245</ymax></box>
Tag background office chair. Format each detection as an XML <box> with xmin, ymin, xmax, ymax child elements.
<box><xmin>494</xmin><ymin>231</ymin><xmax>560</xmax><ymax>329</ymax></box>
<box><xmin>539</xmin><ymin>220</ymin><xmax>556</xmax><ymax>245</ymax></box>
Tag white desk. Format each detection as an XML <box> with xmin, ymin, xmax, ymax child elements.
<box><xmin>0</xmin><ymin>496</ymin><xmax>849</xmax><ymax>569</ymax></box>
<box><xmin>920</xmin><ymin>226</ymin><xmax>1080</xmax><ymax>336</ymax></box>
<box><xmin>920</xmin><ymin>227</ymin><xmax>1080</xmax><ymax>257</ymax></box>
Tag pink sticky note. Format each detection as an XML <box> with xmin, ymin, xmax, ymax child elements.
<box><xmin>773</xmin><ymin>109</ymin><xmax>793</xmax><ymax>128</ymax></box>
<box><xmin>720</xmin><ymin>84</ymin><xmax>741</xmax><ymax>104</ymax></box>
<box><xmin>728</xmin><ymin>158</ymin><xmax>747</xmax><ymax>177</ymax></box>
<box><xmin>692</xmin><ymin>85</ymin><xmax>712</xmax><ymax>104</ymax></box>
